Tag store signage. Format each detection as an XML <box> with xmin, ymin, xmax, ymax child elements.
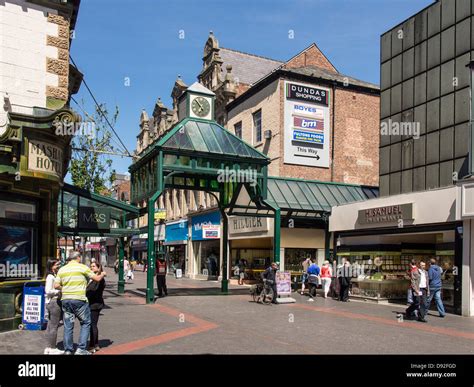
<box><xmin>28</xmin><ymin>140</ymin><xmax>63</xmax><ymax>178</ymax></box>
<box><xmin>85</xmin><ymin>243</ymin><xmax>101</xmax><ymax>250</ymax></box>
<box><xmin>358</xmin><ymin>203</ymin><xmax>413</xmax><ymax>224</ymax></box>
<box><xmin>229</xmin><ymin>216</ymin><xmax>269</xmax><ymax>235</ymax></box>
<box><xmin>78</xmin><ymin>207</ymin><xmax>111</xmax><ymax>230</ymax></box>
<box><xmin>191</xmin><ymin>211</ymin><xmax>221</xmax><ymax>241</ymax></box>
<box><xmin>154</xmin><ymin>208</ymin><xmax>166</xmax><ymax>220</ymax></box>
<box><xmin>284</xmin><ymin>81</ymin><xmax>330</xmax><ymax>168</ymax></box>
<box><xmin>202</xmin><ymin>225</ymin><xmax>220</xmax><ymax>239</ymax></box>
<box><xmin>286</xmin><ymin>83</ymin><xmax>328</xmax><ymax>106</ymax></box>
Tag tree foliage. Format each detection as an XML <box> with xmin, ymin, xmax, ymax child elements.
<box><xmin>69</xmin><ymin>102</ymin><xmax>119</xmax><ymax>195</ymax></box>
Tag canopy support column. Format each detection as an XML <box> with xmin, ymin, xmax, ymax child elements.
<box><xmin>219</xmin><ymin>206</ymin><xmax>229</xmax><ymax>293</ymax></box>
<box><xmin>273</xmin><ymin>208</ymin><xmax>281</xmax><ymax>264</ymax></box>
<box><xmin>146</xmin><ymin>151</ymin><xmax>164</xmax><ymax>304</ymax></box>
<box><xmin>118</xmin><ymin>215</ymin><xmax>126</xmax><ymax>294</ymax></box>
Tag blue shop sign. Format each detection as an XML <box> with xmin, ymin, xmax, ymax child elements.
<box><xmin>191</xmin><ymin>211</ymin><xmax>221</xmax><ymax>241</ymax></box>
<box><xmin>165</xmin><ymin>220</ymin><xmax>188</xmax><ymax>243</ymax></box>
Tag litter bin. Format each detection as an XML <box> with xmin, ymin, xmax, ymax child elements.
<box><xmin>20</xmin><ymin>282</ymin><xmax>47</xmax><ymax>330</ymax></box>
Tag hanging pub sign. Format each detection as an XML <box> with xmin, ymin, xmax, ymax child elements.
<box><xmin>28</xmin><ymin>140</ymin><xmax>64</xmax><ymax>178</ymax></box>
<box><xmin>357</xmin><ymin>203</ymin><xmax>414</xmax><ymax>225</ymax></box>
<box><xmin>78</xmin><ymin>207</ymin><xmax>111</xmax><ymax>230</ymax></box>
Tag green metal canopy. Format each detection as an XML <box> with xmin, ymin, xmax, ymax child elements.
<box><xmin>161</xmin><ymin>118</ymin><xmax>267</xmax><ymax>160</ymax></box>
<box><xmin>58</xmin><ymin>183</ymin><xmax>140</xmax><ymax>237</ymax></box>
<box><xmin>228</xmin><ymin>176</ymin><xmax>378</xmax><ymax>218</ymax></box>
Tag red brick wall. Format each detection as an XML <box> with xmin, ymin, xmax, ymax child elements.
<box><xmin>283</xmin><ymin>45</ymin><xmax>337</xmax><ymax>73</ymax></box>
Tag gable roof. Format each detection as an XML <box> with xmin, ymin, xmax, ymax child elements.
<box><xmin>219</xmin><ymin>47</ymin><xmax>283</xmax><ymax>85</ymax></box>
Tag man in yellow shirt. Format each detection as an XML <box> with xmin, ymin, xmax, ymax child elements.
<box><xmin>54</xmin><ymin>251</ymin><xmax>106</xmax><ymax>355</ymax></box>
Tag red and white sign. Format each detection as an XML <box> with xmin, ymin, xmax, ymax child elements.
<box><xmin>202</xmin><ymin>225</ymin><xmax>220</xmax><ymax>239</ymax></box>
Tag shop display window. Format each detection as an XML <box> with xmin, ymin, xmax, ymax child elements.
<box><xmin>195</xmin><ymin>241</ymin><xmax>220</xmax><ymax>276</ymax></box>
<box><xmin>285</xmin><ymin>248</ymin><xmax>317</xmax><ymax>273</ymax></box>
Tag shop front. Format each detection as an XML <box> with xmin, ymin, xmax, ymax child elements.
<box><xmin>229</xmin><ymin>215</ymin><xmax>274</xmax><ymax>281</ymax></box>
<box><xmin>330</xmin><ymin>186</ymin><xmax>464</xmax><ymax>315</ymax></box>
<box><xmin>164</xmin><ymin>219</ymin><xmax>188</xmax><ymax>276</ymax></box>
<box><xmin>0</xmin><ymin>108</ymin><xmax>80</xmax><ymax>331</ymax></box>
<box><xmin>190</xmin><ymin>211</ymin><xmax>221</xmax><ymax>280</ymax></box>
<box><xmin>456</xmin><ymin>177</ymin><xmax>474</xmax><ymax>317</ymax></box>
<box><xmin>130</xmin><ymin>235</ymin><xmax>148</xmax><ymax>263</ymax></box>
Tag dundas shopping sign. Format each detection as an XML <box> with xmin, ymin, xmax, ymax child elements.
<box><xmin>284</xmin><ymin>81</ymin><xmax>330</xmax><ymax>168</ymax></box>
<box><xmin>357</xmin><ymin>203</ymin><xmax>414</xmax><ymax>225</ymax></box>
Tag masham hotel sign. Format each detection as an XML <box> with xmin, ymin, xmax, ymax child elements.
<box><xmin>28</xmin><ymin>140</ymin><xmax>63</xmax><ymax>178</ymax></box>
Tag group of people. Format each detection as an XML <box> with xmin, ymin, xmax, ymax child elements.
<box><xmin>299</xmin><ymin>257</ymin><xmax>351</xmax><ymax>301</ymax></box>
<box><xmin>405</xmin><ymin>258</ymin><xmax>445</xmax><ymax>322</ymax></box>
<box><xmin>44</xmin><ymin>251</ymin><xmax>106</xmax><ymax>355</ymax></box>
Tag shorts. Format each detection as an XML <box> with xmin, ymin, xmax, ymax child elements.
<box><xmin>239</xmin><ymin>272</ymin><xmax>245</xmax><ymax>279</ymax></box>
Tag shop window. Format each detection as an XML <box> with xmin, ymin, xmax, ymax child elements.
<box><xmin>0</xmin><ymin>197</ymin><xmax>39</xmax><ymax>280</ymax></box>
<box><xmin>285</xmin><ymin>248</ymin><xmax>317</xmax><ymax>273</ymax></box>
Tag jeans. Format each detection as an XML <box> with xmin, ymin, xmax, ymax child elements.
<box><xmin>46</xmin><ymin>299</ymin><xmax>62</xmax><ymax>348</ymax></box>
<box><xmin>62</xmin><ymin>299</ymin><xmax>91</xmax><ymax>352</ymax></box>
<box><xmin>406</xmin><ymin>289</ymin><xmax>428</xmax><ymax>319</ymax></box>
<box><xmin>428</xmin><ymin>287</ymin><xmax>446</xmax><ymax>316</ymax></box>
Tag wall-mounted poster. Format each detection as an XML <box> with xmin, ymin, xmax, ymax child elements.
<box><xmin>284</xmin><ymin>81</ymin><xmax>330</xmax><ymax>167</ymax></box>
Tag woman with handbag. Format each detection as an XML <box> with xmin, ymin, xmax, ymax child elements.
<box><xmin>44</xmin><ymin>259</ymin><xmax>64</xmax><ymax>355</ymax></box>
<box><xmin>86</xmin><ymin>262</ymin><xmax>106</xmax><ymax>353</ymax></box>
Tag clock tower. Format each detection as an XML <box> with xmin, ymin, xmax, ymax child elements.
<box><xmin>178</xmin><ymin>82</ymin><xmax>215</xmax><ymax>121</ymax></box>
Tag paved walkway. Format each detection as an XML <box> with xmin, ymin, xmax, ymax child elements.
<box><xmin>1</xmin><ymin>271</ymin><xmax>473</xmax><ymax>354</ymax></box>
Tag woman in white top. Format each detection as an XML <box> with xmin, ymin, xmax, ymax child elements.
<box><xmin>44</xmin><ymin>259</ymin><xmax>64</xmax><ymax>355</ymax></box>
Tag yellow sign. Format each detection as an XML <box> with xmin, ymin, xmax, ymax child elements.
<box><xmin>154</xmin><ymin>209</ymin><xmax>166</xmax><ymax>220</ymax></box>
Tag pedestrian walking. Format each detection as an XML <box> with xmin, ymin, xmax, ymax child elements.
<box><xmin>405</xmin><ymin>260</ymin><xmax>430</xmax><ymax>322</ymax></box>
<box><xmin>320</xmin><ymin>260</ymin><xmax>333</xmax><ymax>298</ymax></box>
<box><xmin>238</xmin><ymin>259</ymin><xmax>247</xmax><ymax>285</ymax></box>
<box><xmin>261</xmin><ymin>262</ymin><xmax>278</xmax><ymax>304</ymax></box>
<box><xmin>54</xmin><ymin>251</ymin><xmax>106</xmax><ymax>355</ymax></box>
<box><xmin>156</xmin><ymin>254</ymin><xmax>168</xmax><ymax>298</ymax></box>
<box><xmin>123</xmin><ymin>256</ymin><xmax>130</xmax><ymax>282</ymax></box>
<box><xmin>300</xmin><ymin>256</ymin><xmax>311</xmax><ymax>295</ymax></box>
<box><xmin>44</xmin><ymin>259</ymin><xmax>64</xmax><ymax>355</ymax></box>
<box><xmin>86</xmin><ymin>261</ymin><xmax>106</xmax><ymax>353</ymax></box>
<box><xmin>427</xmin><ymin>258</ymin><xmax>446</xmax><ymax>318</ymax></box>
<box><xmin>337</xmin><ymin>260</ymin><xmax>351</xmax><ymax>302</ymax></box>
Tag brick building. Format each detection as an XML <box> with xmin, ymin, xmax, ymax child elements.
<box><xmin>133</xmin><ymin>33</ymin><xmax>380</xmax><ymax>279</ymax></box>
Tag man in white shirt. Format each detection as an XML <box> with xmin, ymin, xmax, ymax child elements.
<box><xmin>417</xmin><ymin>261</ymin><xmax>430</xmax><ymax>323</ymax></box>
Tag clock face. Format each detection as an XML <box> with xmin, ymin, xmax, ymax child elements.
<box><xmin>191</xmin><ymin>96</ymin><xmax>211</xmax><ymax>118</ymax></box>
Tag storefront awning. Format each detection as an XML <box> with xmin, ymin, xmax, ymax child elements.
<box><xmin>58</xmin><ymin>183</ymin><xmax>140</xmax><ymax>237</ymax></box>
<box><xmin>229</xmin><ymin>177</ymin><xmax>378</xmax><ymax>219</ymax></box>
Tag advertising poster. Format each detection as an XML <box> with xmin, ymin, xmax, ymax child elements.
<box><xmin>23</xmin><ymin>294</ymin><xmax>41</xmax><ymax>323</ymax></box>
<box><xmin>276</xmin><ymin>271</ymin><xmax>292</xmax><ymax>296</ymax></box>
<box><xmin>284</xmin><ymin>81</ymin><xmax>330</xmax><ymax>167</ymax></box>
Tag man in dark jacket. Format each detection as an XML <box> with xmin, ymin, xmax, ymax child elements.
<box><xmin>427</xmin><ymin>258</ymin><xmax>445</xmax><ymax>317</ymax></box>
<box><xmin>261</xmin><ymin>262</ymin><xmax>278</xmax><ymax>304</ymax></box>
<box><xmin>337</xmin><ymin>260</ymin><xmax>351</xmax><ymax>302</ymax></box>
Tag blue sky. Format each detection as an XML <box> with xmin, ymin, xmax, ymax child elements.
<box><xmin>70</xmin><ymin>0</ymin><xmax>433</xmax><ymax>176</ymax></box>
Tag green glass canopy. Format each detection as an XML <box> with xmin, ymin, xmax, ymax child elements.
<box><xmin>228</xmin><ymin>176</ymin><xmax>378</xmax><ymax>218</ymax></box>
<box><xmin>160</xmin><ymin>118</ymin><xmax>267</xmax><ymax>160</ymax></box>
